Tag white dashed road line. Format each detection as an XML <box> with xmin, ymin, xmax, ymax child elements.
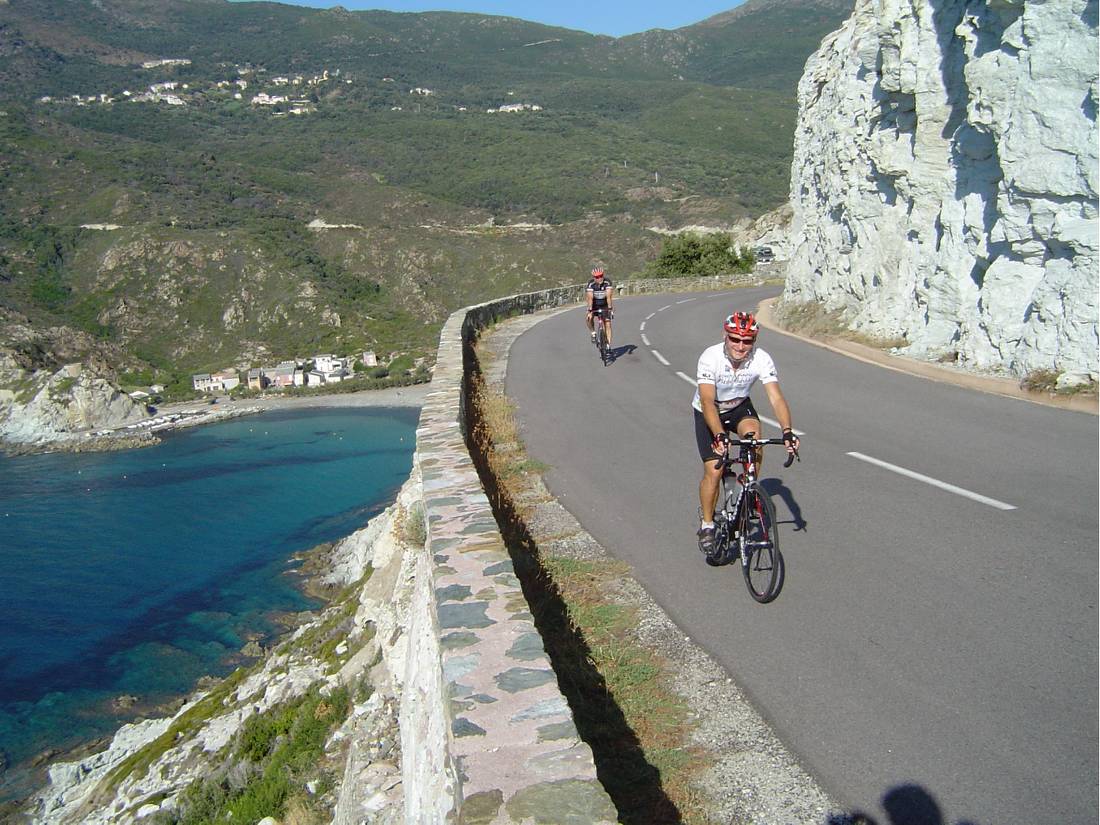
<box><xmin>847</xmin><ymin>452</ymin><xmax>1016</xmax><ymax>510</ymax></box>
<box><xmin>645</xmin><ymin>301</ymin><xmax>1009</xmax><ymax>510</ymax></box>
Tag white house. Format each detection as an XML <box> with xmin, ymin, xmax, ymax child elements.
<box><xmin>192</xmin><ymin>373</ymin><xmax>219</xmax><ymax>392</ymax></box>
<box><xmin>193</xmin><ymin>369</ymin><xmax>240</xmax><ymax>393</ymax></box>
<box><xmin>213</xmin><ymin>369</ymin><xmax>240</xmax><ymax>391</ymax></box>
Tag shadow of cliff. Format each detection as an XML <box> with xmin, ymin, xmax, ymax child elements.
<box><xmin>464</xmin><ymin>349</ymin><xmax>682</xmax><ymax>823</ymax></box>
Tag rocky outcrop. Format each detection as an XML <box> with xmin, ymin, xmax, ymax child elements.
<box><xmin>0</xmin><ymin>356</ymin><xmax>151</xmax><ymax>448</ymax></box>
<box><xmin>784</xmin><ymin>0</ymin><xmax>1098</xmax><ymax>386</ymax></box>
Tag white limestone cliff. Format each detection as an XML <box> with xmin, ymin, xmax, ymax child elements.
<box><xmin>784</xmin><ymin>0</ymin><xmax>1098</xmax><ymax>386</ymax></box>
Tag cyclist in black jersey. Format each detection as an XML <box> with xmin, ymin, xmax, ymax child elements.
<box><xmin>586</xmin><ymin>267</ymin><xmax>614</xmax><ymax>350</ymax></box>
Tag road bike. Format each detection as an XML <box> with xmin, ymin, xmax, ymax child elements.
<box><xmin>591</xmin><ymin>307</ymin><xmax>612</xmax><ymax>366</ymax></box>
<box><xmin>708</xmin><ymin>433</ymin><xmax>798</xmax><ymax>603</ymax></box>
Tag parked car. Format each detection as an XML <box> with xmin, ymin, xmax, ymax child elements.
<box><xmin>754</xmin><ymin>245</ymin><xmax>775</xmax><ymax>262</ymax></box>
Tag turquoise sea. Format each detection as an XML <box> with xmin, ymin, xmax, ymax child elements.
<box><xmin>0</xmin><ymin>406</ymin><xmax>418</xmax><ymax>802</ymax></box>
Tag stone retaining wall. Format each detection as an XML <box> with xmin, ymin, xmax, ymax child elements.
<box><xmin>404</xmin><ymin>283</ymin><xmax>616</xmax><ymax>823</ymax></box>
<box><xmin>615</xmin><ymin>271</ymin><xmax>775</xmax><ymax>295</ymax></box>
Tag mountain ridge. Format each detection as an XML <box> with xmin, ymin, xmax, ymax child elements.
<box><xmin>0</xmin><ymin>0</ymin><xmax>852</xmax><ymax>397</ymax></box>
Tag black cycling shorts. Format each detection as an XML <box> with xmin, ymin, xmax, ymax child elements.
<box><xmin>694</xmin><ymin>399</ymin><xmax>760</xmax><ymax>461</ymax></box>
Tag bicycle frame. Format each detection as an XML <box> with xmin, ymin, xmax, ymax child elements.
<box><xmin>714</xmin><ymin>435</ymin><xmax>789</xmax><ymax>566</ymax></box>
<box><xmin>591</xmin><ymin>307</ymin><xmax>611</xmax><ymax>365</ymax></box>
<box><xmin>715</xmin><ymin>444</ymin><xmax>759</xmax><ymax>566</ymax></box>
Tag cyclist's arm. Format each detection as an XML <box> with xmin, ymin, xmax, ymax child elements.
<box><xmin>763</xmin><ymin>382</ymin><xmax>797</xmax><ymax>448</ymax></box>
<box><xmin>607</xmin><ymin>284</ymin><xmax>613</xmax><ymax>310</ymax></box>
<box><xmin>586</xmin><ymin>286</ymin><xmax>593</xmax><ymax>312</ymax></box>
<box><xmin>698</xmin><ymin>382</ymin><xmax>726</xmax><ymax>454</ymax></box>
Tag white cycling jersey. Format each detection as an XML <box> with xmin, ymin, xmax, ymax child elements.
<box><xmin>691</xmin><ymin>343</ymin><xmax>778</xmax><ymax>412</ymax></box>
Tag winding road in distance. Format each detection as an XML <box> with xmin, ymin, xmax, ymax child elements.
<box><xmin>505</xmin><ymin>286</ymin><xmax>1098</xmax><ymax>825</ymax></box>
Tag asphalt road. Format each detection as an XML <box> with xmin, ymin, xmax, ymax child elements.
<box><xmin>505</xmin><ymin>286</ymin><xmax>1098</xmax><ymax>825</ymax></box>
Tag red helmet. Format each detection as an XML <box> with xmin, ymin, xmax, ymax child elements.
<box><xmin>724</xmin><ymin>311</ymin><xmax>758</xmax><ymax>339</ymax></box>
<box><xmin>591</xmin><ymin>267</ymin><xmax>605</xmax><ymax>279</ymax></box>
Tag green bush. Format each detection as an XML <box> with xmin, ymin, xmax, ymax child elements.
<box><xmin>170</xmin><ymin>686</ymin><xmax>350</xmax><ymax>825</ymax></box>
<box><xmin>644</xmin><ymin>232</ymin><xmax>754</xmax><ymax>278</ymax></box>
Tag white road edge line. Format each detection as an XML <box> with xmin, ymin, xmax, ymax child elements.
<box><xmin>652</xmin><ymin>350</ymin><xmax>670</xmax><ymax>365</ymax></box>
<box><xmin>645</xmin><ymin>312</ymin><xmax>656</xmax><ymax>321</ymax></box>
<box><xmin>847</xmin><ymin>452</ymin><xmax>1017</xmax><ymax>510</ymax></box>
<box><xmin>677</xmin><ymin>372</ymin><xmax>696</xmax><ymax>385</ymax></box>
<box><xmin>641</xmin><ymin>333</ymin><xmax>651</xmax><ymax>346</ymax></box>
<box><xmin>760</xmin><ymin>416</ymin><xmax>805</xmax><ymax>436</ymax></box>
<box><xmin>676</xmin><ymin>298</ymin><xmax>695</xmax><ymax>304</ymax></box>
<box><xmin>639</xmin><ymin>321</ymin><xmax>646</xmax><ymax>332</ymax></box>
<box><xmin>658</xmin><ymin>304</ymin><xmax>673</xmax><ymax>312</ymax></box>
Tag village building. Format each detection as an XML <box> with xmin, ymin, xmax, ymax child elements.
<box><xmin>192</xmin><ymin>369</ymin><xmax>240</xmax><ymax>393</ymax></box>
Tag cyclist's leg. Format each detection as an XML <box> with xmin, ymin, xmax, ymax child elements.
<box><xmin>586</xmin><ymin>310</ymin><xmax>595</xmax><ymax>337</ymax></box>
<box><xmin>699</xmin><ymin>460</ymin><xmax>722</xmax><ymax>522</ymax></box>
<box><xmin>694</xmin><ymin>410</ymin><xmax>723</xmax><ymax>523</ymax></box>
<box><xmin>604</xmin><ymin>315</ymin><xmax>612</xmax><ymax>349</ymax></box>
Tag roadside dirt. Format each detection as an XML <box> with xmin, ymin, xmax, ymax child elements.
<box><xmin>757</xmin><ymin>297</ymin><xmax>1097</xmax><ymax>415</ymax></box>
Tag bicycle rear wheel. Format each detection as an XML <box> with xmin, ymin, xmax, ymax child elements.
<box><xmin>740</xmin><ymin>486</ymin><xmax>784</xmax><ymax>603</ymax></box>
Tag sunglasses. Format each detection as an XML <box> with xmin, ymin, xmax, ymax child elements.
<box><xmin>726</xmin><ymin>335</ymin><xmax>754</xmax><ymax>345</ymax></box>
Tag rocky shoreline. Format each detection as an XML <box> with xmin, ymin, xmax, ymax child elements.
<box><xmin>20</xmin><ymin>471</ymin><xmax>425</xmax><ymax>824</ymax></box>
<box><xmin>0</xmin><ymin>383</ymin><xmax>432</xmax><ymax>457</ymax></box>
<box><xmin>0</xmin><ymin>382</ymin><xmax>433</xmax><ymax>822</ymax></box>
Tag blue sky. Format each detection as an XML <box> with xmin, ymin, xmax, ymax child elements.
<box><xmin>246</xmin><ymin>0</ymin><xmax>748</xmax><ymax>38</ymax></box>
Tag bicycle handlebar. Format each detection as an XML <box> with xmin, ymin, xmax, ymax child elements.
<box><xmin>720</xmin><ymin>436</ymin><xmax>801</xmax><ymax>468</ymax></box>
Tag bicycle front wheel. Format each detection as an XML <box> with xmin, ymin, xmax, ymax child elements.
<box><xmin>597</xmin><ymin>325</ymin><xmax>608</xmax><ymax>365</ymax></box>
<box><xmin>740</xmin><ymin>486</ymin><xmax>784</xmax><ymax>603</ymax></box>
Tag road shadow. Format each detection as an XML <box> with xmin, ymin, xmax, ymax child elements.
<box><xmin>464</xmin><ymin>361</ymin><xmax>681</xmax><ymax>823</ymax></box>
<box><xmin>826</xmin><ymin>782</ymin><xmax>979</xmax><ymax>825</ymax></box>
<box><xmin>607</xmin><ymin>343</ymin><xmax>637</xmax><ymax>363</ymax></box>
<box><xmin>760</xmin><ymin>476</ymin><xmax>807</xmax><ymax>532</ymax></box>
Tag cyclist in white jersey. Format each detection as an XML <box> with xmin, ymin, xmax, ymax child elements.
<box><xmin>693</xmin><ymin>311</ymin><xmax>799</xmax><ymax>555</ymax></box>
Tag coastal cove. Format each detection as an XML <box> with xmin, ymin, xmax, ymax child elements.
<box><xmin>0</xmin><ymin>399</ymin><xmax>422</xmax><ymax>804</ymax></box>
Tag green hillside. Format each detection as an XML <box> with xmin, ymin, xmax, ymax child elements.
<box><xmin>0</xmin><ymin>0</ymin><xmax>851</xmax><ymax>388</ymax></box>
